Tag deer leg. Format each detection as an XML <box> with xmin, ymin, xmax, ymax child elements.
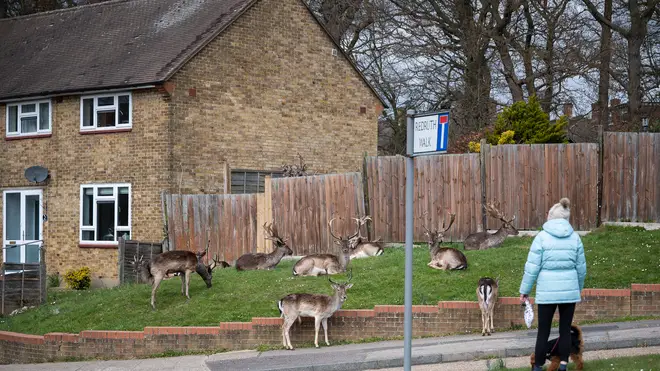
<box><xmin>282</xmin><ymin>316</ymin><xmax>296</xmax><ymax>350</ymax></box>
<box><xmin>489</xmin><ymin>309</ymin><xmax>495</xmax><ymax>334</ymax></box>
<box><xmin>314</xmin><ymin>317</ymin><xmax>321</xmax><ymax>348</ymax></box>
<box><xmin>481</xmin><ymin>311</ymin><xmax>486</xmax><ymax>336</ymax></box>
<box><xmin>322</xmin><ymin>318</ymin><xmax>330</xmax><ymax>346</ymax></box>
<box><xmin>151</xmin><ymin>275</ymin><xmax>164</xmax><ymax>311</ymax></box>
<box><xmin>184</xmin><ymin>270</ymin><xmax>192</xmax><ymax>300</ymax></box>
<box><xmin>180</xmin><ymin>273</ymin><xmax>186</xmax><ymax>296</ymax></box>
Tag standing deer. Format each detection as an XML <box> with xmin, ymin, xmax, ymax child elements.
<box><xmin>278</xmin><ymin>270</ymin><xmax>353</xmax><ymax>349</ymax></box>
<box><xmin>477</xmin><ymin>277</ymin><xmax>499</xmax><ymax>336</ymax></box>
<box><xmin>292</xmin><ymin>218</ymin><xmax>358</xmax><ymax>276</ymax></box>
<box><xmin>423</xmin><ymin>213</ymin><xmax>468</xmax><ymax>270</ymax></box>
<box><xmin>348</xmin><ymin>216</ymin><xmax>384</xmax><ymax>259</ymax></box>
<box><xmin>131</xmin><ymin>249</ymin><xmax>221</xmax><ymax>310</ymax></box>
<box><xmin>464</xmin><ymin>201</ymin><xmax>519</xmax><ymax>250</ymax></box>
<box><xmin>235</xmin><ymin>222</ymin><xmax>293</xmax><ymax>270</ymax></box>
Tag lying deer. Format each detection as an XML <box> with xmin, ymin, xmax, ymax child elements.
<box><xmin>292</xmin><ymin>218</ymin><xmax>358</xmax><ymax>276</ymax></box>
<box><xmin>349</xmin><ymin>216</ymin><xmax>384</xmax><ymax>259</ymax></box>
<box><xmin>131</xmin><ymin>249</ymin><xmax>221</xmax><ymax>310</ymax></box>
<box><xmin>278</xmin><ymin>270</ymin><xmax>353</xmax><ymax>349</ymax></box>
<box><xmin>235</xmin><ymin>222</ymin><xmax>293</xmax><ymax>270</ymax></box>
<box><xmin>464</xmin><ymin>201</ymin><xmax>519</xmax><ymax>250</ymax></box>
<box><xmin>423</xmin><ymin>213</ymin><xmax>467</xmax><ymax>270</ymax></box>
<box><xmin>477</xmin><ymin>277</ymin><xmax>499</xmax><ymax>336</ymax></box>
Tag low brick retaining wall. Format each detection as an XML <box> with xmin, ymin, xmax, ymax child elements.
<box><xmin>1</xmin><ymin>284</ymin><xmax>658</xmax><ymax>364</ymax></box>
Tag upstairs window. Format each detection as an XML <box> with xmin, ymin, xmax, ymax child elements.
<box><xmin>80</xmin><ymin>92</ymin><xmax>132</xmax><ymax>131</ymax></box>
<box><xmin>6</xmin><ymin>100</ymin><xmax>52</xmax><ymax>137</ymax></box>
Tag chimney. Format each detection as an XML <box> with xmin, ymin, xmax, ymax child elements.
<box><xmin>563</xmin><ymin>103</ymin><xmax>573</xmax><ymax>118</ymax></box>
<box><xmin>591</xmin><ymin>103</ymin><xmax>600</xmax><ymax>123</ymax></box>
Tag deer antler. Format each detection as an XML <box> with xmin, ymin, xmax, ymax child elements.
<box><xmin>442</xmin><ymin>212</ymin><xmax>456</xmax><ymax>232</ymax></box>
<box><xmin>486</xmin><ymin>201</ymin><xmax>515</xmax><ymax>224</ymax></box>
<box><xmin>328</xmin><ymin>218</ymin><xmax>340</xmax><ymax>240</ymax></box>
<box><xmin>328</xmin><ymin>268</ymin><xmax>353</xmax><ymax>285</ymax></box>
<box><xmin>349</xmin><ymin>218</ymin><xmax>360</xmax><ymax>240</ymax></box>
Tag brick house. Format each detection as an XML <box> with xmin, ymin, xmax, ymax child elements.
<box><xmin>0</xmin><ymin>0</ymin><xmax>384</xmax><ymax>286</ymax></box>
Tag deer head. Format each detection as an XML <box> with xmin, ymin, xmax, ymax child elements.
<box><xmin>263</xmin><ymin>222</ymin><xmax>293</xmax><ymax>256</ymax></box>
<box><xmin>329</xmin><ymin>218</ymin><xmax>360</xmax><ymax>255</ymax></box>
<box><xmin>328</xmin><ymin>268</ymin><xmax>354</xmax><ymax>302</ymax></box>
<box><xmin>423</xmin><ymin>212</ymin><xmax>456</xmax><ymax>248</ymax></box>
<box><xmin>195</xmin><ymin>243</ymin><xmax>222</xmax><ymax>288</ymax></box>
<box><xmin>485</xmin><ymin>201</ymin><xmax>519</xmax><ymax>236</ymax></box>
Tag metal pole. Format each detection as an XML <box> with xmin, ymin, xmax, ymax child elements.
<box><xmin>404</xmin><ymin>110</ymin><xmax>415</xmax><ymax>371</ymax></box>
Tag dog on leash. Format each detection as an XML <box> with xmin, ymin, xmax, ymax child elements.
<box><xmin>530</xmin><ymin>324</ymin><xmax>584</xmax><ymax>371</ymax></box>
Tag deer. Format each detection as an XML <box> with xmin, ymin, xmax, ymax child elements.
<box><xmin>278</xmin><ymin>270</ymin><xmax>353</xmax><ymax>350</ymax></box>
<box><xmin>131</xmin><ymin>249</ymin><xmax>221</xmax><ymax>310</ymax></box>
<box><xmin>235</xmin><ymin>222</ymin><xmax>293</xmax><ymax>270</ymax></box>
<box><xmin>477</xmin><ymin>277</ymin><xmax>499</xmax><ymax>336</ymax></box>
<box><xmin>348</xmin><ymin>216</ymin><xmax>384</xmax><ymax>259</ymax></box>
<box><xmin>292</xmin><ymin>218</ymin><xmax>359</xmax><ymax>276</ymax></box>
<box><xmin>464</xmin><ymin>201</ymin><xmax>519</xmax><ymax>250</ymax></box>
<box><xmin>423</xmin><ymin>212</ymin><xmax>468</xmax><ymax>270</ymax></box>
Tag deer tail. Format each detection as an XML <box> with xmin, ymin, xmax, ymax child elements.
<box><xmin>277</xmin><ymin>300</ymin><xmax>284</xmax><ymax>317</ymax></box>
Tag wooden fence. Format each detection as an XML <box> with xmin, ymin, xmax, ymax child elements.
<box><xmin>483</xmin><ymin>143</ymin><xmax>599</xmax><ymax>231</ymax></box>
<box><xmin>364</xmin><ymin>154</ymin><xmax>482</xmax><ymax>242</ymax></box>
<box><xmin>118</xmin><ymin>238</ymin><xmax>164</xmax><ymax>284</ymax></box>
<box><xmin>163</xmin><ymin>194</ymin><xmax>258</xmax><ymax>263</ymax></box>
<box><xmin>270</xmin><ymin>172</ymin><xmax>367</xmax><ymax>256</ymax></box>
<box><xmin>602</xmin><ymin>132</ymin><xmax>660</xmax><ymax>222</ymax></box>
<box><xmin>1</xmin><ymin>248</ymin><xmax>46</xmax><ymax>316</ymax></box>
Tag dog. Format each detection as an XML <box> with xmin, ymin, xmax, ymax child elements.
<box><xmin>530</xmin><ymin>324</ymin><xmax>584</xmax><ymax>371</ymax></box>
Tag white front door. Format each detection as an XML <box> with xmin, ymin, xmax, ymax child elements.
<box><xmin>2</xmin><ymin>189</ymin><xmax>43</xmax><ymax>264</ymax></box>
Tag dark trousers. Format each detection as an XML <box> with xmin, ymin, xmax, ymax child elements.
<box><xmin>535</xmin><ymin>303</ymin><xmax>576</xmax><ymax>366</ymax></box>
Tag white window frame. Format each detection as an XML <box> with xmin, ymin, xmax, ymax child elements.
<box><xmin>79</xmin><ymin>183</ymin><xmax>132</xmax><ymax>245</ymax></box>
<box><xmin>5</xmin><ymin>100</ymin><xmax>52</xmax><ymax>137</ymax></box>
<box><xmin>79</xmin><ymin>92</ymin><xmax>132</xmax><ymax>131</ymax></box>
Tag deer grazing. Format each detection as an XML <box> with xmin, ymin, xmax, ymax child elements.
<box><xmin>235</xmin><ymin>222</ymin><xmax>293</xmax><ymax>270</ymax></box>
<box><xmin>278</xmin><ymin>270</ymin><xmax>353</xmax><ymax>350</ymax></box>
<box><xmin>477</xmin><ymin>277</ymin><xmax>499</xmax><ymax>336</ymax></box>
<box><xmin>348</xmin><ymin>216</ymin><xmax>384</xmax><ymax>259</ymax></box>
<box><xmin>292</xmin><ymin>218</ymin><xmax>358</xmax><ymax>276</ymax></box>
<box><xmin>131</xmin><ymin>249</ymin><xmax>221</xmax><ymax>310</ymax></box>
<box><xmin>423</xmin><ymin>213</ymin><xmax>468</xmax><ymax>270</ymax></box>
<box><xmin>464</xmin><ymin>201</ymin><xmax>519</xmax><ymax>250</ymax></box>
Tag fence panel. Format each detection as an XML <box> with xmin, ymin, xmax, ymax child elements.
<box><xmin>1</xmin><ymin>248</ymin><xmax>46</xmax><ymax>316</ymax></box>
<box><xmin>603</xmin><ymin>132</ymin><xmax>660</xmax><ymax>222</ymax></box>
<box><xmin>118</xmin><ymin>238</ymin><xmax>164</xmax><ymax>284</ymax></box>
<box><xmin>365</xmin><ymin>154</ymin><xmax>482</xmax><ymax>242</ymax></box>
<box><xmin>270</xmin><ymin>172</ymin><xmax>366</xmax><ymax>256</ymax></box>
<box><xmin>164</xmin><ymin>193</ymin><xmax>258</xmax><ymax>263</ymax></box>
<box><xmin>485</xmin><ymin>143</ymin><xmax>599</xmax><ymax>231</ymax></box>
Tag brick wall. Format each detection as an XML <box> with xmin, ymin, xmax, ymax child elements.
<box><xmin>0</xmin><ymin>90</ymin><xmax>170</xmax><ymax>282</ymax></box>
<box><xmin>167</xmin><ymin>0</ymin><xmax>382</xmax><ymax>193</ymax></box>
<box><xmin>1</xmin><ymin>284</ymin><xmax>658</xmax><ymax>364</ymax></box>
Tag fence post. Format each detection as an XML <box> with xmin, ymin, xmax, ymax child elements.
<box><xmin>118</xmin><ymin>237</ymin><xmax>125</xmax><ymax>284</ymax></box>
<box><xmin>597</xmin><ymin>125</ymin><xmax>604</xmax><ymax>226</ymax></box>
<box><xmin>479</xmin><ymin>139</ymin><xmax>488</xmax><ymax>231</ymax></box>
<box><xmin>362</xmin><ymin>153</ymin><xmax>372</xmax><ymax>240</ymax></box>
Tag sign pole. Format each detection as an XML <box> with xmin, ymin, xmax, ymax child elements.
<box><xmin>404</xmin><ymin>110</ymin><xmax>415</xmax><ymax>371</ymax></box>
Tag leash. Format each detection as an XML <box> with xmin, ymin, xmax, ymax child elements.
<box><xmin>550</xmin><ymin>335</ymin><xmax>560</xmax><ymax>354</ymax></box>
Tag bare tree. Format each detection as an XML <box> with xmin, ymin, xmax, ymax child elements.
<box><xmin>582</xmin><ymin>0</ymin><xmax>660</xmax><ymax>126</ymax></box>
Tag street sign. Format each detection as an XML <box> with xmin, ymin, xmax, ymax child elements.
<box><xmin>412</xmin><ymin>111</ymin><xmax>449</xmax><ymax>155</ymax></box>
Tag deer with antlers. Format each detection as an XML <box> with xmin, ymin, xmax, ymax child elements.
<box><xmin>131</xmin><ymin>247</ymin><xmax>221</xmax><ymax>310</ymax></box>
<box><xmin>348</xmin><ymin>216</ymin><xmax>384</xmax><ymax>259</ymax></box>
<box><xmin>235</xmin><ymin>222</ymin><xmax>293</xmax><ymax>270</ymax></box>
<box><xmin>423</xmin><ymin>212</ymin><xmax>468</xmax><ymax>270</ymax></box>
<box><xmin>278</xmin><ymin>270</ymin><xmax>353</xmax><ymax>349</ymax></box>
<box><xmin>464</xmin><ymin>201</ymin><xmax>519</xmax><ymax>250</ymax></box>
<box><xmin>292</xmin><ymin>218</ymin><xmax>358</xmax><ymax>276</ymax></box>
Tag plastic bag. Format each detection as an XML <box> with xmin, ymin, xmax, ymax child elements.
<box><xmin>522</xmin><ymin>298</ymin><xmax>534</xmax><ymax>328</ymax></box>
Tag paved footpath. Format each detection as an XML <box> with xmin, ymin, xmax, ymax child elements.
<box><xmin>1</xmin><ymin>320</ymin><xmax>659</xmax><ymax>371</ymax></box>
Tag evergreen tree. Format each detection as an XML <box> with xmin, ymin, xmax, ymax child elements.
<box><xmin>487</xmin><ymin>96</ymin><xmax>568</xmax><ymax>145</ymax></box>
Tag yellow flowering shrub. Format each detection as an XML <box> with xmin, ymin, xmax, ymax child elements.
<box><xmin>64</xmin><ymin>266</ymin><xmax>91</xmax><ymax>290</ymax></box>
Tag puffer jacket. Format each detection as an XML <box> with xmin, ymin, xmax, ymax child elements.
<box><xmin>519</xmin><ymin>218</ymin><xmax>587</xmax><ymax>304</ymax></box>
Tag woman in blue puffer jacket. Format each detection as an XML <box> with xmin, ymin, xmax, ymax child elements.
<box><xmin>519</xmin><ymin>198</ymin><xmax>587</xmax><ymax>371</ymax></box>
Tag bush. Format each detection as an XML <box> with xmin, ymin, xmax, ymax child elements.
<box><xmin>64</xmin><ymin>267</ymin><xmax>91</xmax><ymax>290</ymax></box>
<box><xmin>487</xmin><ymin>96</ymin><xmax>567</xmax><ymax>145</ymax></box>
<box><xmin>468</xmin><ymin>141</ymin><xmax>481</xmax><ymax>153</ymax></box>
<box><xmin>47</xmin><ymin>273</ymin><xmax>61</xmax><ymax>288</ymax></box>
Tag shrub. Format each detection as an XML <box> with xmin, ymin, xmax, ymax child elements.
<box><xmin>64</xmin><ymin>267</ymin><xmax>91</xmax><ymax>290</ymax></box>
<box><xmin>468</xmin><ymin>141</ymin><xmax>481</xmax><ymax>153</ymax></box>
<box><xmin>487</xmin><ymin>96</ymin><xmax>567</xmax><ymax>145</ymax></box>
<box><xmin>47</xmin><ymin>273</ymin><xmax>61</xmax><ymax>288</ymax></box>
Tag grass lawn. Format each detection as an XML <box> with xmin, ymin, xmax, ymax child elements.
<box><xmin>0</xmin><ymin>226</ymin><xmax>658</xmax><ymax>335</ymax></box>
<box><xmin>505</xmin><ymin>353</ymin><xmax>660</xmax><ymax>370</ymax></box>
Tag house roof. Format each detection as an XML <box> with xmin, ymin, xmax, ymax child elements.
<box><xmin>0</xmin><ymin>0</ymin><xmax>386</xmax><ymax>107</ymax></box>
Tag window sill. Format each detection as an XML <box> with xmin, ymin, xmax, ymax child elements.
<box><xmin>79</xmin><ymin>243</ymin><xmax>118</xmax><ymax>249</ymax></box>
<box><xmin>79</xmin><ymin>128</ymin><xmax>132</xmax><ymax>135</ymax></box>
<box><xmin>5</xmin><ymin>133</ymin><xmax>52</xmax><ymax>141</ymax></box>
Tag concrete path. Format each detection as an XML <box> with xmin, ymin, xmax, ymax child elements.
<box><xmin>1</xmin><ymin>320</ymin><xmax>659</xmax><ymax>371</ymax></box>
